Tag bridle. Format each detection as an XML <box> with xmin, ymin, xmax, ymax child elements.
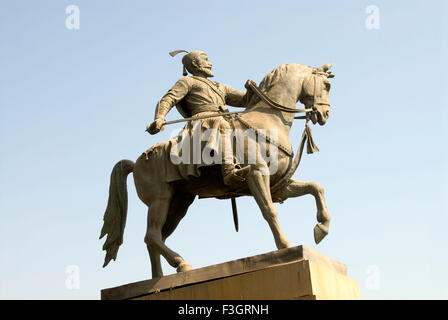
<box><xmin>241</xmin><ymin>67</ymin><xmax>334</xmax><ymax>195</ymax></box>
<box><xmin>245</xmin><ymin>68</ymin><xmax>331</xmax><ymax>123</ymax></box>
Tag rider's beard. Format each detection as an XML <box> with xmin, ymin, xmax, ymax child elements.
<box><xmin>199</xmin><ymin>67</ymin><xmax>214</xmax><ymax>78</ymax></box>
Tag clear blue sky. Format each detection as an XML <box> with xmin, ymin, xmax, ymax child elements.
<box><xmin>0</xmin><ymin>0</ymin><xmax>446</xmax><ymax>299</ymax></box>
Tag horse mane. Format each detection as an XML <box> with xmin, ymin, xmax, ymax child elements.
<box><xmin>247</xmin><ymin>63</ymin><xmax>303</xmax><ymax>107</ymax></box>
<box><xmin>258</xmin><ymin>64</ymin><xmax>294</xmax><ymax>91</ymax></box>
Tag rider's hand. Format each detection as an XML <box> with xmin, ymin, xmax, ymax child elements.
<box><xmin>146</xmin><ymin>119</ymin><xmax>165</xmax><ymax>135</ymax></box>
<box><xmin>245</xmin><ymin>79</ymin><xmax>257</xmax><ymax>90</ymax></box>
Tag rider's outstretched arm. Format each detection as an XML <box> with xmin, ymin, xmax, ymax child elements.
<box><xmin>222</xmin><ymin>83</ymin><xmax>254</xmax><ymax>109</ymax></box>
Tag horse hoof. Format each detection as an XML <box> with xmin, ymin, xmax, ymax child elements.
<box><xmin>176</xmin><ymin>262</ymin><xmax>192</xmax><ymax>273</ymax></box>
<box><xmin>313</xmin><ymin>224</ymin><xmax>328</xmax><ymax>244</ymax></box>
<box><xmin>276</xmin><ymin>241</ymin><xmax>291</xmax><ymax>250</ymax></box>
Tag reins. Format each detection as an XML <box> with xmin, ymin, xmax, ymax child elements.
<box><xmin>244</xmin><ymin>80</ymin><xmax>313</xmax><ymax>114</ymax></box>
<box><xmin>151</xmin><ymin>74</ymin><xmax>324</xmax><ymax>196</ymax></box>
<box><xmin>239</xmin><ymin>75</ymin><xmax>322</xmax><ymax>195</ymax></box>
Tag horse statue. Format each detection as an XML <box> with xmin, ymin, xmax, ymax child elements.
<box><xmin>100</xmin><ymin>62</ymin><xmax>334</xmax><ymax>278</ymax></box>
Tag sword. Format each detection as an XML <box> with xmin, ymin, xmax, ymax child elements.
<box><xmin>145</xmin><ymin>111</ymin><xmax>244</xmax><ymax>132</ymax></box>
<box><xmin>163</xmin><ymin>111</ymin><xmax>243</xmax><ymax>125</ymax></box>
<box><xmin>231</xmin><ymin>197</ymin><xmax>239</xmax><ymax>232</ymax></box>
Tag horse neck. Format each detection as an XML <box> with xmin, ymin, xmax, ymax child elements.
<box><xmin>238</xmin><ymin>66</ymin><xmax>311</xmax><ymax>154</ymax></box>
<box><xmin>244</xmin><ymin>75</ymin><xmax>304</xmax><ymax>136</ymax></box>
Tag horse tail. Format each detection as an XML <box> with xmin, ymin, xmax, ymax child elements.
<box><xmin>100</xmin><ymin>160</ymin><xmax>135</xmax><ymax>267</ymax></box>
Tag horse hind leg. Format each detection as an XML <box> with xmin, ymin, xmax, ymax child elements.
<box><xmin>145</xmin><ymin>206</ymin><xmax>163</xmax><ymax>279</ymax></box>
<box><xmin>144</xmin><ymin>196</ymin><xmax>192</xmax><ymax>279</ymax></box>
<box><xmin>147</xmin><ymin>239</ymin><xmax>162</xmax><ymax>279</ymax></box>
<box><xmin>147</xmin><ymin>192</ymin><xmax>196</xmax><ymax>278</ymax></box>
<box><xmin>162</xmin><ymin>192</ymin><xmax>196</xmax><ymax>241</ymax></box>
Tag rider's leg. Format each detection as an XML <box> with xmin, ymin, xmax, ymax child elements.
<box><xmin>219</xmin><ymin>119</ymin><xmax>250</xmax><ymax>187</ymax></box>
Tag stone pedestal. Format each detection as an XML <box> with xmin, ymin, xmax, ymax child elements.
<box><xmin>101</xmin><ymin>246</ymin><xmax>360</xmax><ymax>300</ymax></box>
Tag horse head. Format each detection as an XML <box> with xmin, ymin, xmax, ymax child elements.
<box><xmin>299</xmin><ymin>63</ymin><xmax>334</xmax><ymax>126</ymax></box>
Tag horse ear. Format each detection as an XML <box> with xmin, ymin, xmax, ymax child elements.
<box><xmin>319</xmin><ymin>63</ymin><xmax>333</xmax><ymax>72</ymax></box>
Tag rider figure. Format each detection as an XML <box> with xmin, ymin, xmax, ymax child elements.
<box><xmin>147</xmin><ymin>50</ymin><xmax>251</xmax><ymax>187</ymax></box>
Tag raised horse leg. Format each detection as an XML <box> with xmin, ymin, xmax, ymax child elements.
<box><xmin>144</xmin><ymin>189</ymin><xmax>193</xmax><ymax>278</ymax></box>
<box><xmin>272</xmin><ymin>178</ymin><xmax>331</xmax><ymax>244</ymax></box>
<box><xmin>246</xmin><ymin>165</ymin><xmax>291</xmax><ymax>249</ymax></box>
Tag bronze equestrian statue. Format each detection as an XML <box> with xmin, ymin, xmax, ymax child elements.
<box><xmin>100</xmin><ymin>50</ymin><xmax>334</xmax><ymax>279</ymax></box>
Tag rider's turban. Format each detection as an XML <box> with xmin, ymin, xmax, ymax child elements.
<box><xmin>169</xmin><ymin>50</ymin><xmax>190</xmax><ymax>76</ymax></box>
<box><xmin>170</xmin><ymin>50</ymin><xmax>206</xmax><ymax>76</ymax></box>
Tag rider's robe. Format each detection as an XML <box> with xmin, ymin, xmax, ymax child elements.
<box><xmin>152</xmin><ymin>76</ymin><xmax>251</xmax><ymax>182</ymax></box>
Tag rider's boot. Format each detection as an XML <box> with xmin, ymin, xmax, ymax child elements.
<box><xmin>222</xmin><ymin>163</ymin><xmax>251</xmax><ymax>189</ymax></box>
<box><xmin>220</xmin><ymin>124</ymin><xmax>251</xmax><ymax>188</ymax></box>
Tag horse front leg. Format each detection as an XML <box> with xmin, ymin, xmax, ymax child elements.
<box><xmin>247</xmin><ymin>165</ymin><xmax>290</xmax><ymax>249</ymax></box>
<box><xmin>272</xmin><ymin>179</ymin><xmax>330</xmax><ymax>244</ymax></box>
